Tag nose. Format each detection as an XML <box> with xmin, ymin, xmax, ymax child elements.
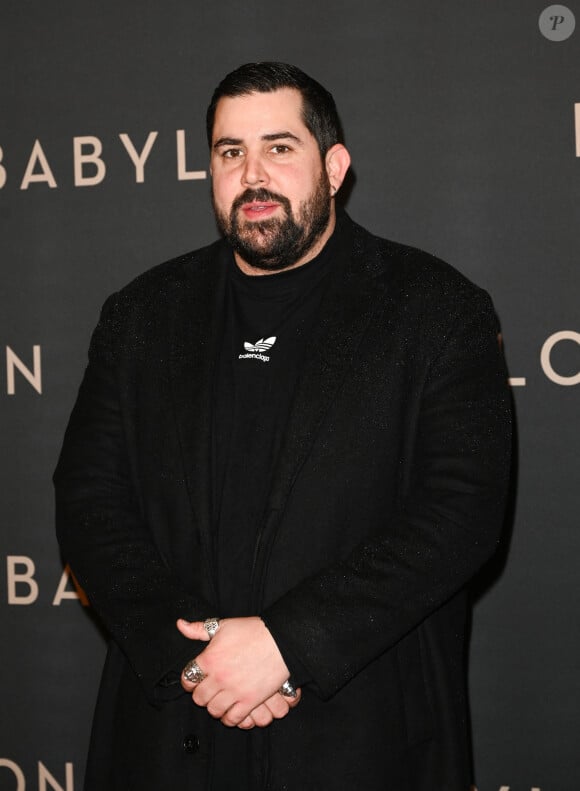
<box><xmin>241</xmin><ymin>151</ymin><xmax>269</xmax><ymax>188</ymax></box>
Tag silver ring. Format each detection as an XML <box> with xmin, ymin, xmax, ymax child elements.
<box><xmin>203</xmin><ymin>617</ymin><xmax>220</xmax><ymax>639</ymax></box>
<box><xmin>278</xmin><ymin>679</ymin><xmax>297</xmax><ymax>698</ymax></box>
<box><xmin>183</xmin><ymin>658</ymin><xmax>206</xmax><ymax>684</ymax></box>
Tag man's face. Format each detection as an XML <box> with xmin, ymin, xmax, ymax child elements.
<box><xmin>210</xmin><ymin>88</ymin><xmax>333</xmax><ymax>272</ymax></box>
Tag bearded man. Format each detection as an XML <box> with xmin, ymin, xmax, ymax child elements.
<box><xmin>54</xmin><ymin>62</ymin><xmax>512</xmax><ymax>791</ymax></box>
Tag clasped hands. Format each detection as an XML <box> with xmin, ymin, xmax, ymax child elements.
<box><xmin>177</xmin><ymin>616</ymin><xmax>301</xmax><ymax>730</ymax></box>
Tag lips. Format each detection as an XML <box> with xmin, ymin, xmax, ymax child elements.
<box><xmin>241</xmin><ymin>201</ymin><xmax>280</xmax><ymax>219</ymax></box>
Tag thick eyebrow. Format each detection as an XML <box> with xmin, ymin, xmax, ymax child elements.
<box><xmin>213</xmin><ymin>137</ymin><xmax>243</xmax><ymax>149</ymax></box>
<box><xmin>213</xmin><ymin>131</ymin><xmax>303</xmax><ymax>150</ymax></box>
<box><xmin>261</xmin><ymin>131</ymin><xmax>303</xmax><ymax>145</ymax></box>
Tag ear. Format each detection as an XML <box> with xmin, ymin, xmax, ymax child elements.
<box><xmin>325</xmin><ymin>144</ymin><xmax>351</xmax><ymax>196</ymax></box>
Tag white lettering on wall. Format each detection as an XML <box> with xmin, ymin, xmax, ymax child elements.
<box><xmin>176</xmin><ymin>129</ymin><xmax>207</xmax><ymax>181</ymax></box>
<box><xmin>0</xmin><ymin>145</ymin><xmax>6</xmax><ymax>189</ymax></box>
<box><xmin>0</xmin><ymin>759</ymin><xmax>25</xmax><ymax>791</ymax></box>
<box><xmin>73</xmin><ymin>136</ymin><xmax>106</xmax><ymax>187</ymax></box>
<box><xmin>52</xmin><ymin>564</ymin><xmax>89</xmax><ymax>607</ymax></box>
<box><xmin>0</xmin><ymin>762</ymin><xmax>75</xmax><ymax>791</ymax></box>
<box><xmin>119</xmin><ymin>131</ymin><xmax>158</xmax><ymax>183</ymax></box>
<box><xmin>39</xmin><ymin>761</ymin><xmax>74</xmax><ymax>791</ymax></box>
<box><xmin>540</xmin><ymin>330</ymin><xmax>580</xmax><ymax>385</ymax></box>
<box><xmin>4</xmin><ymin>556</ymin><xmax>89</xmax><ymax>606</ymax></box>
<box><xmin>6</xmin><ymin>345</ymin><xmax>42</xmax><ymax>394</ymax></box>
<box><xmin>7</xmin><ymin>555</ymin><xmax>39</xmax><ymax>605</ymax></box>
<box><xmin>2</xmin><ymin>132</ymin><xmax>208</xmax><ymax>188</ymax></box>
<box><xmin>20</xmin><ymin>140</ymin><xmax>57</xmax><ymax>190</ymax></box>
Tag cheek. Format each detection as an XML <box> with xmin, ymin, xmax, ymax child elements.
<box><xmin>212</xmin><ymin>175</ymin><xmax>237</xmax><ymax>210</ymax></box>
<box><xmin>285</xmin><ymin>162</ymin><xmax>323</xmax><ymax>192</ymax></box>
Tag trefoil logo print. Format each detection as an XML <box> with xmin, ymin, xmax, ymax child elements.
<box><xmin>244</xmin><ymin>337</ymin><xmax>276</xmax><ymax>353</ymax></box>
<box><xmin>239</xmin><ymin>336</ymin><xmax>277</xmax><ymax>362</ymax></box>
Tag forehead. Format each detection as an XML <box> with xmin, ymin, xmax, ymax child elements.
<box><xmin>212</xmin><ymin>87</ymin><xmax>312</xmax><ymax>143</ymax></box>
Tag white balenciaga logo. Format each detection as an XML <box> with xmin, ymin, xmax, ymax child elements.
<box><xmin>239</xmin><ymin>336</ymin><xmax>277</xmax><ymax>362</ymax></box>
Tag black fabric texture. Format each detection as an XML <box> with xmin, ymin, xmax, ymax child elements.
<box><xmin>212</xmin><ymin>232</ymin><xmax>336</xmax><ymax>620</ymax></box>
<box><xmin>210</xmin><ymin>232</ymin><xmax>337</xmax><ymax>790</ymax></box>
<box><xmin>53</xmin><ymin>213</ymin><xmax>512</xmax><ymax>791</ymax></box>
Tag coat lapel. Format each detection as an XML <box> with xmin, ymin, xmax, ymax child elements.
<box><xmin>265</xmin><ymin>217</ymin><xmax>387</xmax><ymax>514</ymax></box>
<box><xmin>167</xmin><ymin>243</ymin><xmax>228</xmax><ymax>583</ymax></box>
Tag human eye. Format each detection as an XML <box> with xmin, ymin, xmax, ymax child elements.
<box><xmin>222</xmin><ymin>147</ymin><xmax>243</xmax><ymax>159</ymax></box>
<box><xmin>270</xmin><ymin>144</ymin><xmax>292</xmax><ymax>155</ymax></box>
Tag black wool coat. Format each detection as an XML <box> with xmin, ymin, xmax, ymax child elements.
<box><xmin>54</xmin><ymin>213</ymin><xmax>512</xmax><ymax>791</ymax></box>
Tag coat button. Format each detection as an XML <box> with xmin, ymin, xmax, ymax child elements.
<box><xmin>182</xmin><ymin>734</ymin><xmax>200</xmax><ymax>754</ymax></box>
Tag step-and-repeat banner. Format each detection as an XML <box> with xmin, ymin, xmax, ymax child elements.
<box><xmin>1</xmin><ymin>3</ymin><xmax>578</xmax><ymax>789</ymax></box>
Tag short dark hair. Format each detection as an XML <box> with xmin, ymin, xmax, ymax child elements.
<box><xmin>206</xmin><ymin>62</ymin><xmax>344</xmax><ymax>157</ymax></box>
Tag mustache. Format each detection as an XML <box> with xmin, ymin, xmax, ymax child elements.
<box><xmin>231</xmin><ymin>188</ymin><xmax>291</xmax><ymax>213</ymax></box>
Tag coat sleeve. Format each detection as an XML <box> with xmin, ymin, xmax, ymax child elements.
<box><xmin>261</xmin><ymin>289</ymin><xmax>512</xmax><ymax>700</ymax></box>
<box><xmin>53</xmin><ymin>293</ymin><xmax>213</xmax><ymax>704</ymax></box>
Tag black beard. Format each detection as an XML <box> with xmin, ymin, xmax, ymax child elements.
<box><xmin>214</xmin><ymin>173</ymin><xmax>331</xmax><ymax>272</ymax></box>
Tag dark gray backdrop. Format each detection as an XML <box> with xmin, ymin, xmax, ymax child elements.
<box><xmin>1</xmin><ymin>2</ymin><xmax>578</xmax><ymax>789</ymax></box>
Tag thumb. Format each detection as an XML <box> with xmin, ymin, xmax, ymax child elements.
<box><xmin>176</xmin><ymin>618</ymin><xmax>210</xmax><ymax>641</ymax></box>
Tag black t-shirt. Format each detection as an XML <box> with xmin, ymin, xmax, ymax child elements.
<box><xmin>213</xmin><ymin>230</ymin><xmax>337</xmax><ymax>618</ymax></box>
<box><xmin>209</xmin><ymin>231</ymin><xmax>337</xmax><ymax>790</ymax></box>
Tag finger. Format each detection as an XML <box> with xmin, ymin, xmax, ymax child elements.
<box><xmin>263</xmin><ymin>694</ymin><xmax>289</xmax><ymax>720</ymax></box>
<box><xmin>206</xmin><ymin>691</ymin><xmax>237</xmax><ymax>720</ymax></box>
<box><xmin>181</xmin><ymin>674</ymin><xmax>207</xmax><ymax>694</ymax></box>
<box><xmin>192</xmin><ymin>679</ymin><xmax>220</xmax><ymax>707</ymax></box>
<box><xmin>181</xmin><ymin>658</ymin><xmax>209</xmax><ymax>691</ymax></box>
<box><xmin>176</xmin><ymin>619</ymin><xmax>211</xmax><ymax>641</ymax></box>
<box><xmin>224</xmin><ymin>703</ymin><xmax>272</xmax><ymax>728</ymax></box>
<box><xmin>181</xmin><ymin>665</ymin><xmax>205</xmax><ymax>692</ymax></box>
<box><xmin>237</xmin><ymin>716</ymin><xmax>256</xmax><ymax>730</ymax></box>
<box><xmin>285</xmin><ymin>687</ymin><xmax>302</xmax><ymax>708</ymax></box>
<box><xmin>248</xmin><ymin>704</ymin><xmax>274</xmax><ymax>728</ymax></box>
